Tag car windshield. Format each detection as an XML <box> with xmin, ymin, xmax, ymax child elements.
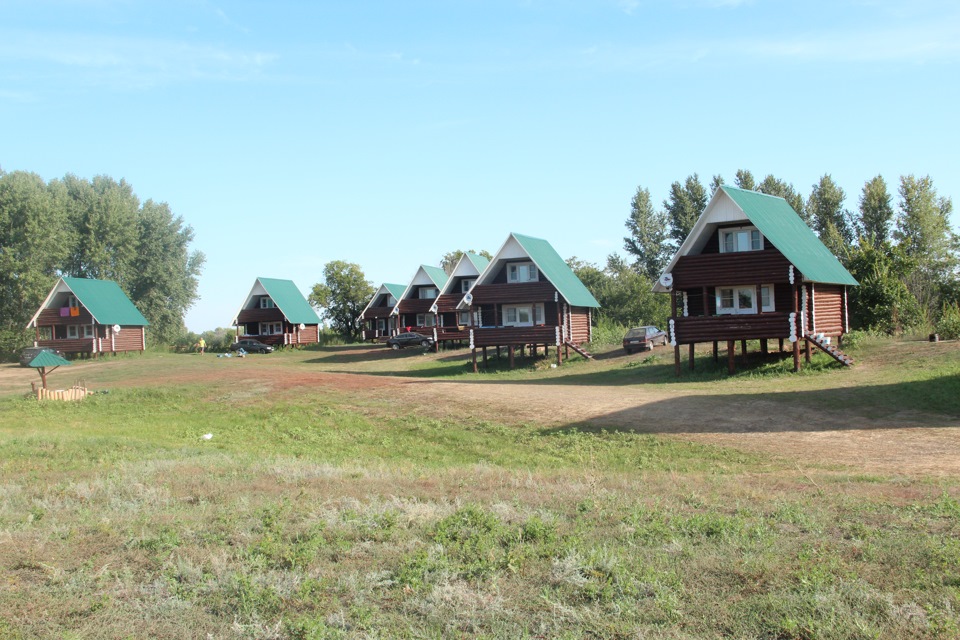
<box><xmin>625</xmin><ymin>328</ymin><xmax>646</xmax><ymax>339</ymax></box>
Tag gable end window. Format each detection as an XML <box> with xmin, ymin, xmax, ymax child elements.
<box><xmin>507</xmin><ymin>263</ymin><xmax>538</xmax><ymax>283</ymax></box>
<box><xmin>461</xmin><ymin>279</ymin><xmax>475</xmax><ymax>293</ymax></box>
<box><xmin>719</xmin><ymin>227</ymin><xmax>763</xmax><ymax>253</ymax></box>
<box><xmin>260</xmin><ymin>296</ymin><xmax>276</xmax><ymax>309</ymax></box>
<box><xmin>419</xmin><ymin>287</ymin><xmax>439</xmax><ymax>299</ymax></box>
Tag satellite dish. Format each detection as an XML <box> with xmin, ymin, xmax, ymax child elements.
<box><xmin>464</xmin><ymin>293</ymin><xmax>474</xmax><ymax>305</ymax></box>
<box><xmin>113</xmin><ymin>324</ymin><xmax>121</xmax><ymax>333</ymax></box>
<box><xmin>659</xmin><ymin>273</ymin><xmax>674</xmax><ymax>288</ymax></box>
<box><xmin>299</xmin><ymin>323</ymin><xmax>306</xmax><ymax>330</ymax></box>
<box><xmin>429</xmin><ymin>303</ymin><xmax>438</xmax><ymax>314</ymax></box>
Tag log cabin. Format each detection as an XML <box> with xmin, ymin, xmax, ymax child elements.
<box><xmin>654</xmin><ymin>186</ymin><xmax>859</xmax><ymax>374</ymax></box>
<box><xmin>359</xmin><ymin>283</ymin><xmax>406</xmax><ymax>341</ymax></box>
<box><xmin>232</xmin><ymin>277</ymin><xmax>321</xmax><ymax>348</ymax></box>
<box><xmin>27</xmin><ymin>277</ymin><xmax>149</xmax><ymax>356</ymax></box>
<box><xmin>395</xmin><ymin>265</ymin><xmax>449</xmax><ymax>341</ymax></box>
<box><xmin>458</xmin><ymin>232</ymin><xmax>600</xmax><ymax>369</ymax></box>
<box><xmin>431</xmin><ymin>252</ymin><xmax>490</xmax><ymax>350</ymax></box>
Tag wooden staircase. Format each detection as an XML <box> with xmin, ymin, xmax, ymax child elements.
<box><xmin>805</xmin><ymin>334</ymin><xmax>854</xmax><ymax>367</ymax></box>
<box><xmin>564</xmin><ymin>341</ymin><xmax>594</xmax><ymax>360</ymax></box>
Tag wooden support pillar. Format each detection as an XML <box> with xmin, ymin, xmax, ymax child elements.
<box><xmin>740</xmin><ymin>339</ymin><xmax>747</xmax><ymax>356</ymax></box>
<box><xmin>805</xmin><ymin>338</ymin><xmax>812</xmax><ymax>363</ymax></box>
<box><xmin>482</xmin><ymin>347</ymin><xmax>488</xmax><ymax>368</ymax></box>
<box><xmin>674</xmin><ymin>344</ymin><xmax>681</xmax><ymax>377</ymax></box>
<box><xmin>779</xmin><ymin>338</ymin><xmax>784</xmax><ymax>352</ymax></box>
<box><xmin>496</xmin><ymin>346</ymin><xmax>501</xmax><ymax>359</ymax></box>
<box><xmin>712</xmin><ymin>341</ymin><xmax>719</xmax><ymax>362</ymax></box>
<box><xmin>727</xmin><ymin>340</ymin><xmax>736</xmax><ymax>374</ymax></box>
<box><xmin>509</xmin><ymin>345</ymin><xmax>515</xmax><ymax>369</ymax></box>
<box><xmin>545</xmin><ymin>344</ymin><xmax>549</xmax><ymax>356</ymax></box>
<box><xmin>472</xmin><ymin>348</ymin><xmax>478</xmax><ymax>373</ymax></box>
<box><xmin>564</xmin><ymin>343</ymin><xmax>569</xmax><ymax>359</ymax></box>
<box><xmin>760</xmin><ymin>339</ymin><xmax>768</xmax><ymax>355</ymax></box>
<box><xmin>793</xmin><ymin>339</ymin><xmax>801</xmax><ymax>372</ymax></box>
<box><xmin>688</xmin><ymin>343</ymin><xmax>695</xmax><ymax>370</ymax></box>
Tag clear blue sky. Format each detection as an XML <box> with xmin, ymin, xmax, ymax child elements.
<box><xmin>3</xmin><ymin>1</ymin><xmax>958</xmax><ymax>332</ymax></box>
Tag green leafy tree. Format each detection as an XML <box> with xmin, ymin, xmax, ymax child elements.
<box><xmin>440</xmin><ymin>249</ymin><xmax>492</xmax><ymax>275</ymax></box>
<box><xmin>846</xmin><ymin>239</ymin><xmax>923</xmax><ymax>333</ymax></box>
<box><xmin>709</xmin><ymin>174</ymin><xmax>724</xmax><ymax>195</ymax></box>
<box><xmin>127</xmin><ymin>200</ymin><xmax>206</xmax><ymax>345</ymax></box>
<box><xmin>808</xmin><ymin>174</ymin><xmax>853</xmax><ymax>257</ymax></box>
<box><xmin>309</xmin><ymin>261</ymin><xmax>375</xmax><ymax>341</ymax></box>
<box><xmin>664</xmin><ymin>174</ymin><xmax>707</xmax><ymax>247</ymax></box>
<box><xmin>894</xmin><ymin>175</ymin><xmax>958</xmax><ymax>319</ymax></box>
<box><xmin>757</xmin><ymin>175</ymin><xmax>809</xmax><ymax>226</ymax></box>
<box><xmin>623</xmin><ymin>185</ymin><xmax>670</xmax><ymax>280</ymax></box>
<box><xmin>734</xmin><ymin>169</ymin><xmax>756</xmax><ymax>190</ymax></box>
<box><xmin>63</xmin><ymin>175</ymin><xmax>140</xmax><ymax>285</ymax></box>
<box><xmin>858</xmin><ymin>175</ymin><xmax>894</xmax><ymax>247</ymax></box>
<box><xmin>568</xmin><ymin>254</ymin><xmax>668</xmax><ymax>329</ymax></box>
<box><xmin>0</xmin><ymin>171</ymin><xmax>70</xmax><ymax>357</ymax></box>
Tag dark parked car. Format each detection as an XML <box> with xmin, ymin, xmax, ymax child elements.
<box><xmin>230</xmin><ymin>339</ymin><xmax>274</xmax><ymax>354</ymax></box>
<box><xmin>19</xmin><ymin>346</ymin><xmax>67</xmax><ymax>367</ymax></box>
<box><xmin>386</xmin><ymin>332</ymin><xmax>434</xmax><ymax>350</ymax></box>
<box><xmin>623</xmin><ymin>326</ymin><xmax>667</xmax><ymax>354</ymax></box>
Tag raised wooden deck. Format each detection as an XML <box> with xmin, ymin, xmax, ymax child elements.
<box><xmin>671</xmin><ymin>313</ymin><xmax>792</xmax><ymax>343</ymax></box>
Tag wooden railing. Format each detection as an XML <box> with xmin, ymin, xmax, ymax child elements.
<box><xmin>471</xmin><ymin>325</ymin><xmax>558</xmax><ymax>347</ymax></box>
<box><xmin>671</xmin><ymin>313</ymin><xmax>791</xmax><ymax>343</ymax></box>
<box><xmin>37</xmin><ymin>338</ymin><xmax>95</xmax><ymax>353</ymax></box>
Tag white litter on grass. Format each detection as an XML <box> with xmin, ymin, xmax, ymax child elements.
<box><xmin>202</xmin><ymin>433</ymin><xmax>213</xmax><ymax>440</ymax></box>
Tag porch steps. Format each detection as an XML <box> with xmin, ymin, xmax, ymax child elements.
<box><xmin>805</xmin><ymin>334</ymin><xmax>854</xmax><ymax>367</ymax></box>
<box><xmin>564</xmin><ymin>341</ymin><xmax>594</xmax><ymax>360</ymax></box>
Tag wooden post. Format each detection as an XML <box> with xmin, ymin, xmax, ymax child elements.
<box><xmin>688</xmin><ymin>343</ymin><xmax>695</xmax><ymax>370</ymax></box>
<box><xmin>472</xmin><ymin>348</ymin><xmax>478</xmax><ymax>373</ymax></box>
<box><xmin>482</xmin><ymin>347</ymin><xmax>488</xmax><ymax>368</ymax></box>
<box><xmin>760</xmin><ymin>339</ymin><xmax>768</xmax><ymax>355</ymax></box>
<box><xmin>674</xmin><ymin>344</ymin><xmax>681</xmax><ymax>377</ymax></box>
<box><xmin>779</xmin><ymin>338</ymin><xmax>784</xmax><ymax>352</ymax></box>
<box><xmin>740</xmin><ymin>339</ymin><xmax>747</xmax><ymax>356</ymax></box>
<box><xmin>805</xmin><ymin>338</ymin><xmax>812</xmax><ymax>363</ymax></box>
<box><xmin>727</xmin><ymin>340</ymin><xmax>735</xmax><ymax>374</ymax></box>
<box><xmin>509</xmin><ymin>345</ymin><xmax>515</xmax><ymax>369</ymax></box>
<box><xmin>712</xmin><ymin>341</ymin><xmax>719</xmax><ymax>362</ymax></box>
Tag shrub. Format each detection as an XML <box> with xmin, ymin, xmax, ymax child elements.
<box><xmin>935</xmin><ymin>302</ymin><xmax>960</xmax><ymax>340</ymax></box>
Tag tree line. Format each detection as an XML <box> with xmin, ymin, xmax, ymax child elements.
<box><xmin>618</xmin><ymin>170</ymin><xmax>958</xmax><ymax>336</ymax></box>
<box><xmin>0</xmin><ymin>170</ymin><xmax>204</xmax><ymax>356</ymax></box>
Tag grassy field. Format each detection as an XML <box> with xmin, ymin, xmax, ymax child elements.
<box><xmin>1</xmin><ymin>337</ymin><xmax>959</xmax><ymax>638</ymax></box>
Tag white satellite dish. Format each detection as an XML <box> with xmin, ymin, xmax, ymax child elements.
<box><xmin>429</xmin><ymin>303</ymin><xmax>438</xmax><ymax>314</ymax></box>
<box><xmin>298</xmin><ymin>323</ymin><xmax>306</xmax><ymax>330</ymax></box>
<box><xmin>464</xmin><ymin>293</ymin><xmax>474</xmax><ymax>305</ymax></box>
<box><xmin>113</xmin><ymin>324</ymin><xmax>121</xmax><ymax>333</ymax></box>
<box><xmin>659</xmin><ymin>273</ymin><xmax>674</xmax><ymax>288</ymax></box>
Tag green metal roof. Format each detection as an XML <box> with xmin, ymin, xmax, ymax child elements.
<box><xmin>257</xmin><ymin>278</ymin><xmax>321</xmax><ymax>325</ymax></box>
<box><xmin>512</xmin><ymin>233</ymin><xmax>600</xmax><ymax>308</ymax></box>
<box><xmin>383</xmin><ymin>283</ymin><xmax>406</xmax><ymax>300</ymax></box>
<box><xmin>464</xmin><ymin>252</ymin><xmax>490</xmax><ymax>273</ymax></box>
<box><xmin>720</xmin><ymin>187</ymin><xmax>859</xmax><ymax>286</ymax></box>
<box><xmin>62</xmin><ymin>277</ymin><xmax>150</xmax><ymax>325</ymax></box>
<box><xmin>420</xmin><ymin>265</ymin><xmax>449</xmax><ymax>289</ymax></box>
<box><xmin>28</xmin><ymin>350</ymin><xmax>72</xmax><ymax>368</ymax></box>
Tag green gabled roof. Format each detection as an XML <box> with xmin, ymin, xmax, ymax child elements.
<box><xmin>62</xmin><ymin>277</ymin><xmax>149</xmax><ymax>326</ymax></box>
<box><xmin>420</xmin><ymin>265</ymin><xmax>449</xmax><ymax>289</ymax></box>
<box><xmin>464</xmin><ymin>252</ymin><xmax>490</xmax><ymax>273</ymax></box>
<box><xmin>383</xmin><ymin>283</ymin><xmax>406</xmax><ymax>300</ymax></box>
<box><xmin>257</xmin><ymin>278</ymin><xmax>321</xmax><ymax>325</ymax></box>
<box><xmin>512</xmin><ymin>233</ymin><xmax>600</xmax><ymax>308</ymax></box>
<box><xmin>720</xmin><ymin>187</ymin><xmax>858</xmax><ymax>286</ymax></box>
<box><xmin>28</xmin><ymin>350</ymin><xmax>71</xmax><ymax>368</ymax></box>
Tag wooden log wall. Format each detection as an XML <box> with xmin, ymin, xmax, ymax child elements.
<box><xmin>568</xmin><ymin>308</ymin><xmax>591</xmax><ymax>344</ymax></box>
<box><xmin>673</xmin><ymin>313</ymin><xmax>791</xmax><ymax>342</ymax></box>
<box><xmin>473</xmin><ymin>326</ymin><xmax>558</xmax><ymax>347</ymax></box>
<box><xmin>671</xmin><ymin>250</ymin><xmax>792</xmax><ymax>288</ymax></box>
<box><xmin>236</xmin><ymin>307</ymin><xmax>285</xmax><ymax>323</ymax></box>
<box><xmin>470</xmin><ymin>282</ymin><xmax>557</xmax><ymax>304</ymax></box>
<box><xmin>812</xmin><ymin>285</ymin><xmax>846</xmax><ymax>337</ymax></box>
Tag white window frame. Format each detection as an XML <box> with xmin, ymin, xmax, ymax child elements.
<box><xmin>68</xmin><ymin>295</ymin><xmax>79</xmax><ymax>309</ymax></box>
<box><xmin>507</xmin><ymin>262</ymin><xmax>538</xmax><ymax>283</ymax></box>
<box><xmin>416</xmin><ymin>313</ymin><xmax>436</xmax><ymax>327</ymax></box>
<box><xmin>377</xmin><ymin>318</ymin><xmax>387</xmax><ymax>332</ymax></box>
<box><xmin>418</xmin><ymin>287</ymin><xmax>438</xmax><ymax>299</ymax></box>
<box><xmin>67</xmin><ymin>325</ymin><xmax>79</xmax><ymax>339</ymax></box>
<box><xmin>715</xmin><ymin>284</ymin><xmax>774</xmax><ymax>315</ymax></box>
<box><xmin>719</xmin><ymin>226</ymin><xmax>764</xmax><ymax>254</ymax></box>
<box><xmin>260</xmin><ymin>321</ymin><xmax>283</xmax><ymax>335</ymax></box>
<box><xmin>386</xmin><ymin>295</ymin><xmax>396</xmax><ymax>307</ymax></box>
<box><xmin>260</xmin><ymin>296</ymin><xmax>275</xmax><ymax>309</ymax></box>
<box><xmin>458</xmin><ymin>310</ymin><xmax>470</xmax><ymax>326</ymax></box>
<box><xmin>461</xmin><ymin>279</ymin><xmax>475</xmax><ymax>293</ymax></box>
<box><xmin>83</xmin><ymin>325</ymin><xmax>94</xmax><ymax>338</ymax></box>
<box><xmin>502</xmin><ymin>303</ymin><xmax>544</xmax><ymax>327</ymax></box>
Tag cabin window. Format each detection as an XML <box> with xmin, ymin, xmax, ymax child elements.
<box><xmin>716</xmin><ymin>284</ymin><xmax>774</xmax><ymax>314</ymax></box>
<box><xmin>260</xmin><ymin>321</ymin><xmax>282</xmax><ymax>335</ymax></box>
<box><xmin>719</xmin><ymin>227</ymin><xmax>763</xmax><ymax>253</ymax></box>
<box><xmin>458</xmin><ymin>310</ymin><xmax>470</xmax><ymax>326</ymax></box>
<box><xmin>68</xmin><ymin>295</ymin><xmax>79</xmax><ymax>308</ymax></box>
<box><xmin>507</xmin><ymin>263</ymin><xmax>538</xmax><ymax>283</ymax></box>
<box><xmin>386</xmin><ymin>295</ymin><xmax>397</xmax><ymax>307</ymax></box>
<box><xmin>416</xmin><ymin>313</ymin><xmax>436</xmax><ymax>327</ymax></box>
<box><xmin>502</xmin><ymin>303</ymin><xmax>544</xmax><ymax>327</ymax></box>
<box><xmin>67</xmin><ymin>325</ymin><xmax>79</xmax><ymax>339</ymax></box>
<box><xmin>83</xmin><ymin>325</ymin><xmax>94</xmax><ymax>338</ymax></box>
<box><xmin>419</xmin><ymin>287</ymin><xmax>438</xmax><ymax>299</ymax></box>
<box><xmin>377</xmin><ymin>318</ymin><xmax>386</xmax><ymax>332</ymax></box>
<box><xmin>461</xmin><ymin>279</ymin><xmax>475</xmax><ymax>293</ymax></box>
<box><xmin>260</xmin><ymin>296</ymin><xmax>276</xmax><ymax>309</ymax></box>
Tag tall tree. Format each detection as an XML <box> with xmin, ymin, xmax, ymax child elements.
<box><xmin>894</xmin><ymin>175</ymin><xmax>958</xmax><ymax>318</ymax></box>
<box><xmin>440</xmin><ymin>249</ymin><xmax>492</xmax><ymax>275</ymax></box>
<box><xmin>568</xmin><ymin>254</ymin><xmax>669</xmax><ymax>328</ymax></box>
<box><xmin>734</xmin><ymin>169</ymin><xmax>756</xmax><ymax>190</ymax></box>
<box><xmin>623</xmin><ymin>185</ymin><xmax>670</xmax><ymax>280</ymax></box>
<box><xmin>128</xmin><ymin>200</ymin><xmax>206</xmax><ymax>345</ymax></box>
<box><xmin>309</xmin><ymin>261</ymin><xmax>375</xmax><ymax>340</ymax></box>
<box><xmin>757</xmin><ymin>175</ymin><xmax>809</xmax><ymax>226</ymax></box>
<box><xmin>664</xmin><ymin>174</ymin><xmax>707</xmax><ymax>247</ymax></box>
<box><xmin>808</xmin><ymin>174</ymin><xmax>853</xmax><ymax>256</ymax></box>
<box><xmin>846</xmin><ymin>239</ymin><xmax>922</xmax><ymax>333</ymax></box>
<box><xmin>0</xmin><ymin>171</ymin><xmax>70</xmax><ymax>355</ymax></box>
<box><xmin>709</xmin><ymin>174</ymin><xmax>724</xmax><ymax>195</ymax></box>
<box><xmin>858</xmin><ymin>175</ymin><xmax>894</xmax><ymax>247</ymax></box>
<box><xmin>64</xmin><ymin>175</ymin><xmax>140</xmax><ymax>285</ymax></box>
